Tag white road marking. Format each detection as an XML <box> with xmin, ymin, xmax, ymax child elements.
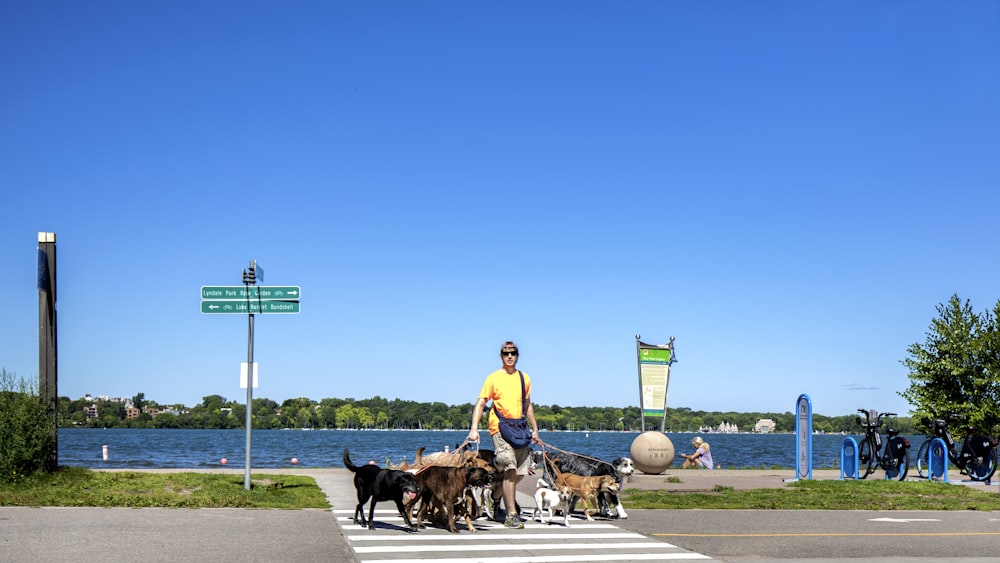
<box><xmin>349</xmin><ymin>532</ymin><xmax>647</xmax><ymax>541</ymax></box>
<box><xmin>359</xmin><ymin>555</ymin><xmax>711</xmax><ymax>563</ymax></box>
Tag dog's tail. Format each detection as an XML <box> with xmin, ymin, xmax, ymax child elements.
<box><xmin>343</xmin><ymin>448</ymin><xmax>359</xmax><ymax>473</ymax></box>
<box><xmin>414</xmin><ymin>446</ymin><xmax>426</xmax><ymax>466</ymax></box>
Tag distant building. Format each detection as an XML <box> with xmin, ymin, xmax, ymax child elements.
<box><xmin>755</xmin><ymin>418</ymin><xmax>776</xmax><ymax>433</ymax></box>
<box><xmin>84</xmin><ymin>405</ymin><xmax>99</xmax><ymax>419</ymax></box>
<box><xmin>125</xmin><ymin>407</ymin><xmax>141</xmax><ymax>419</ymax></box>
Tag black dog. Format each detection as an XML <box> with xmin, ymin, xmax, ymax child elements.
<box><xmin>343</xmin><ymin>448</ymin><xmax>420</xmax><ymax>530</ymax></box>
<box><xmin>532</xmin><ymin>450</ymin><xmax>633</xmax><ymax>518</ymax></box>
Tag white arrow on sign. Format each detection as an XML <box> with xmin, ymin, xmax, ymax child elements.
<box><xmin>287</xmin><ymin>290</ymin><xmax>299</xmax><ymax>296</ymax></box>
<box><xmin>207</xmin><ymin>304</ymin><xmax>220</xmax><ymax>310</ymax></box>
<box><xmin>869</xmin><ymin>518</ymin><xmax>941</xmax><ymax>523</ymax></box>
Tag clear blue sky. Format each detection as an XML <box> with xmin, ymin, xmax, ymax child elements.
<box><xmin>2</xmin><ymin>2</ymin><xmax>998</xmax><ymax>417</ymax></box>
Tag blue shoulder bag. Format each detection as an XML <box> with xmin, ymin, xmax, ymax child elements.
<box><xmin>494</xmin><ymin>371</ymin><xmax>532</xmax><ymax>448</ymax></box>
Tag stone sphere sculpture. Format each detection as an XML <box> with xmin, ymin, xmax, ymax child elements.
<box><xmin>629</xmin><ymin>431</ymin><xmax>675</xmax><ymax>474</ymax></box>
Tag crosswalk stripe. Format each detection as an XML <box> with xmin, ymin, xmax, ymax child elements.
<box><xmin>358</xmin><ymin>554</ymin><xmax>712</xmax><ymax>563</ymax></box>
<box><xmin>348</xmin><ymin>532</ymin><xmax>647</xmax><ymax>541</ymax></box>
<box><xmin>355</xmin><ymin>542</ymin><xmax>678</xmax><ymax>553</ymax></box>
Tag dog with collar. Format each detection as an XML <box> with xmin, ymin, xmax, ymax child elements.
<box><xmin>551</xmin><ymin>462</ymin><xmax>620</xmax><ymax>522</ymax></box>
<box><xmin>532</xmin><ymin>478</ymin><xmax>572</xmax><ymax>526</ymax></box>
<box><xmin>407</xmin><ymin>465</ymin><xmax>493</xmax><ymax>533</ymax></box>
<box><xmin>344</xmin><ymin>449</ymin><xmax>420</xmax><ymax>531</ymax></box>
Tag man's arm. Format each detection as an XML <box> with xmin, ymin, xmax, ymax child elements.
<box><xmin>468</xmin><ymin>397</ymin><xmax>487</xmax><ymax>443</ymax></box>
<box><xmin>526</xmin><ymin>401</ymin><xmax>541</xmax><ymax>444</ymax></box>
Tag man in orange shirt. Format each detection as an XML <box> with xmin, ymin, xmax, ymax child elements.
<box><xmin>467</xmin><ymin>341</ymin><xmax>540</xmax><ymax>528</ymax></box>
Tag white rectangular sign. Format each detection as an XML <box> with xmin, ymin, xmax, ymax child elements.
<box><xmin>240</xmin><ymin>362</ymin><xmax>259</xmax><ymax>389</ymax></box>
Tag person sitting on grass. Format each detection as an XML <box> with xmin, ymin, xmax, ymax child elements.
<box><xmin>680</xmin><ymin>436</ymin><xmax>714</xmax><ymax>469</ymax></box>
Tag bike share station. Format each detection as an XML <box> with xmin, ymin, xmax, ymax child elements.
<box><xmin>793</xmin><ymin>397</ymin><xmax>917</xmax><ymax>483</ymax></box>
<box><xmin>840</xmin><ymin>412</ymin><xmax>947</xmax><ymax>482</ymax></box>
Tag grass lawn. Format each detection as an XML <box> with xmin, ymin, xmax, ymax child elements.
<box><xmin>624</xmin><ymin>478</ymin><xmax>1000</xmax><ymax>510</ymax></box>
<box><xmin>0</xmin><ymin>466</ymin><xmax>329</xmax><ymax>509</ymax></box>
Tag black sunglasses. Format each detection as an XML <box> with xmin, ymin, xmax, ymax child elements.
<box><xmin>502</xmin><ymin>350</ymin><xmax>519</xmax><ymax>357</ymax></box>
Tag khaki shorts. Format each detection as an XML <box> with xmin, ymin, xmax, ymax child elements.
<box><xmin>492</xmin><ymin>432</ymin><xmax>532</xmax><ymax>475</ymax></box>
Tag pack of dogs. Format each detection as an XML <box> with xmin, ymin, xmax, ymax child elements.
<box><xmin>344</xmin><ymin>446</ymin><xmax>633</xmax><ymax>533</ymax></box>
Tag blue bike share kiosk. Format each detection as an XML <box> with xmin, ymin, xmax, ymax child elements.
<box><xmin>926</xmin><ymin>437</ymin><xmax>949</xmax><ymax>482</ymax></box>
<box><xmin>788</xmin><ymin>394</ymin><xmax>813</xmax><ymax>481</ymax></box>
<box><xmin>840</xmin><ymin>437</ymin><xmax>859</xmax><ymax>480</ymax></box>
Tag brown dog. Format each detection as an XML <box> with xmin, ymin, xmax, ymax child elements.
<box><xmin>406</xmin><ymin>465</ymin><xmax>493</xmax><ymax>533</ymax></box>
<box><xmin>553</xmin><ymin>471</ymin><xmax>619</xmax><ymax>521</ymax></box>
<box><xmin>399</xmin><ymin>446</ymin><xmax>490</xmax><ymax>471</ymax></box>
<box><xmin>403</xmin><ymin>446</ymin><xmax>500</xmax><ymax>519</ymax></box>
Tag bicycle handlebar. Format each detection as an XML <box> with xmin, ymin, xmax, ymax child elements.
<box><xmin>856</xmin><ymin>409</ymin><xmax>897</xmax><ymax>420</ymax></box>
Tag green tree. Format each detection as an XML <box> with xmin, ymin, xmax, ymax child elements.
<box><xmin>901</xmin><ymin>295</ymin><xmax>1000</xmax><ymax>432</ymax></box>
<box><xmin>200</xmin><ymin>395</ymin><xmax>226</xmax><ymax>412</ymax></box>
<box><xmin>356</xmin><ymin>406</ymin><xmax>374</xmax><ymax>429</ymax></box>
<box><xmin>336</xmin><ymin>404</ymin><xmax>357</xmax><ymax>428</ymax></box>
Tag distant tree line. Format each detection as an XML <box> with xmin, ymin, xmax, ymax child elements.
<box><xmin>56</xmin><ymin>393</ymin><xmax>918</xmax><ymax>434</ymax></box>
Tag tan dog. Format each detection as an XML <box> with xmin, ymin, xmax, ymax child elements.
<box><xmin>553</xmin><ymin>471</ymin><xmax>619</xmax><ymax>521</ymax></box>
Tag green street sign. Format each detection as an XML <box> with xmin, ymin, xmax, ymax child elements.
<box><xmin>201</xmin><ymin>286</ymin><xmax>301</xmax><ymax>300</ymax></box>
<box><xmin>201</xmin><ymin>300</ymin><xmax>300</xmax><ymax>314</ymax></box>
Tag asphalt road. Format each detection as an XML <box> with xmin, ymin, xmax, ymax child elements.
<box><xmin>612</xmin><ymin>508</ymin><xmax>1000</xmax><ymax>562</ymax></box>
<box><xmin>5</xmin><ymin>467</ymin><xmax>1000</xmax><ymax>562</ymax></box>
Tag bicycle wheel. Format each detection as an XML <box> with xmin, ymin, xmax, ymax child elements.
<box><xmin>858</xmin><ymin>439</ymin><xmax>876</xmax><ymax>478</ymax></box>
<box><xmin>898</xmin><ymin>449</ymin><xmax>910</xmax><ymax>480</ymax></box>
<box><xmin>883</xmin><ymin>451</ymin><xmax>909</xmax><ymax>481</ymax></box>
<box><xmin>915</xmin><ymin>440</ymin><xmax>931</xmax><ymax>478</ymax></box>
<box><xmin>965</xmin><ymin>446</ymin><xmax>998</xmax><ymax>482</ymax></box>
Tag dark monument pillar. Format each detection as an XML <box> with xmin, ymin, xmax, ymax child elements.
<box><xmin>37</xmin><ymin>232</ymin><xmax>58</xmax><ymax>472</ymax></box>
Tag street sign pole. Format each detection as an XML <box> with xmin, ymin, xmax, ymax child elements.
<box><xmin>200</xmin><ymin>266</ymin><xmax>299</xmax><ymax>490</ymax></box>
<box><xmin>243</xmin><ymin>260</ymin><xmax>257</xmax><ymax>491</ymax></box>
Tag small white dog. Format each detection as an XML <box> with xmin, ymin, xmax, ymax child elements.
<box><xmin>533</xmin><ymin>478</ymin><xmax>572</xmax><ymax>526</ymax></box>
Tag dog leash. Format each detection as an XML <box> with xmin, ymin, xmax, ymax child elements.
<box><xmin>538</xmin><ymin>441</ymin><xmax>616</xmax><ymax>466</ymax></box>
<box><xmin>536</xmin><ymin>440</ymin><xmax>630</xmax><ymax>485</ymax></box>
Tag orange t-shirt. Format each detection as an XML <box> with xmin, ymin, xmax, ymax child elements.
<box><xmin>479</xmin><ymin>369</ymin><xmax>531</xmax><ymax>435</ymax></box>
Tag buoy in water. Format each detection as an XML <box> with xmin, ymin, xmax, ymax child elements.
<box><xmin>220</xmin><ymin>458</ymin><xmax>228</xmax><ymax>465</ymax></box>
<box><xmin>102</xmin><ymin>445</ymin><xmax>109</xmax><ymax>461</ymax></box>
<box><xmin>290</xmin><ymin>457</ymin><xmax>299</xmax><ymax>465</ymax></box>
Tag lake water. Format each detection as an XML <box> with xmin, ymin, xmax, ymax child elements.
<box><xmin>57</xmin><ymin>428</ymin><xmax>927</xmax><ymax>470</ymax></box>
